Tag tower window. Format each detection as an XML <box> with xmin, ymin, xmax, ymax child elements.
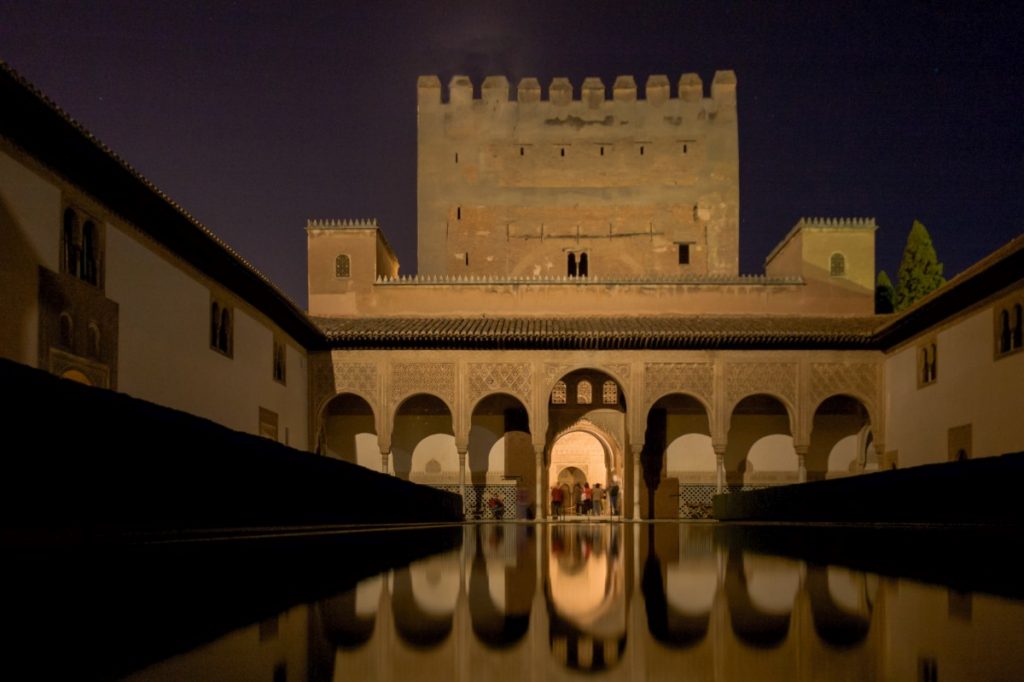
<box><xmin>520</xmin><ymin>146</ymin><xmax>525</xmax><ymax>156</ymax></box>
<box><xmin>683</xmin><ymin>143</ymin><xmax>688</xmax><ymax>153</ymax></box>
<box><xmin>457</xmin><ymin>206</ymin><xmax>461</xmax><ymax>220</ymax></box>
<box><xmin>830</xmin><ymin>252</ymin><xmax>846</xmax><ymax>277</ymax></box>
<box><xmin>578</xmin><ymin>252</ymin><xmax>588</xmax><ymax>277</ymax></box>
<box><xmin>62</xmin><ymin>208</ymin><xmax>79</xmax><ymax>277</ymax></box>
<box><xmin>560</xmin><ymin>147</ymin><xmax>565</xmax><ymax>157</ymax></box>
<box><xmin>678</xmin><ymin>243</ymin><xmax>691</xmax><ymax>265</ymax></box>
<box><xmin>61</xmin><ymin>205</ymin><xmax>103</xmax><ymax>287</ymax></box>
<box><xmin>335</xmin><ymin>254</ymin><xmax>350</xmax><ymax>278</ymax></box>
<box><xmin>455</xmin><ymin>152</ymin><xmax>459</xmax><ymax>163</ymax></box>
<box><xmin>59</xmin><ymin>312</ymin><xmax>73</xmax><ymax>348</ymax></box>
<box><xmin>567</xmin><ymin>252</ymin><xmax>577</xmax><ymax>277</ymax></box>
<box><xmin>640</xmin><ymin>145</ymin><xmax>645</xmax><ymax>156</ymax></box>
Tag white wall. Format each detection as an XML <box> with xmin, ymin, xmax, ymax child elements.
<box><xmin>106</xmin><ymin>224</ymin><xmax>309</xmax><ymax>447</ymax></box>
<box><xmin>886</xmin><ymin>301</ymin><xmax>1024</xmax><ymax>467</ymax></box>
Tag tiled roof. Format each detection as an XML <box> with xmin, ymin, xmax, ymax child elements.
<box><xmin>315</xmin><ymin>315</ymin><xmax>880</xmax><ymax>350</ymax></box>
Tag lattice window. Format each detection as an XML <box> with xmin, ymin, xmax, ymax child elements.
<box><xmin>577</xmin><ymin>380</ymin><xmax>592</xmax><ymax>404</ymax></box>
<box><xmin>602</xmin><ymin>381</ymin><xmax>618</xmax><ymax>404</ymax></box>
<box><xmin>335</xmin><ymin>254</ymin><xmax>350</xmax><ymax>278</ymax></box>
<box><xmin>551</xmin><ymin>380</ymin><xmax>567</xmax><ymax>404</ymax></box>
<box><xmin>830</xmin><ymin>252</ymin><xmax>846</xmax><ymax>277</ymax></box>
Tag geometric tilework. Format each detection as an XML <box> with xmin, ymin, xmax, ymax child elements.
<box><xmin>430</xmin><ymin>483</ymin><xmax>519</xmax><ymax>519</ymax></box>
<box><xmin>679</xmin><ymin>483</ymin><xmax>767</xmax><ymax>518</ymax></box>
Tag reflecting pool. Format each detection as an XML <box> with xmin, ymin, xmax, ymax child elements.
<box><xmin>14</xmin><ymin>523</ymin><xmax>1024</xmax><ymax>680</ymax></box>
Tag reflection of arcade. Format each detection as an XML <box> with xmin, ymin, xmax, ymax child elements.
<box><xmin>312</xmin><ymin>525</ymin><xmax>539</xmax><ymax>680</ymax></box>
<box><xmin>546</xmin><ymin>524</ymin><xmax>628</xmax><ymax>670</ymax></box>
<box><xmin>640</xmin><ymin>524</ymin><xmax>880</xmax><ymax>679</ymax></box>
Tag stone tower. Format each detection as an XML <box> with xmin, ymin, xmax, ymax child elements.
<box><xmin>416</xmin><ymin>71</ymin><xmax>739</xmax><ymax>278</ymax></box>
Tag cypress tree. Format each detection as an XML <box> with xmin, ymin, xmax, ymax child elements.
<box><xmin>875</xmin><ymin>270</ymin><xmax>895</xmax><ymax>313</ymax></box>
<box><xmin>894</xmin><ymin>220</ymin><xmax>945</xmax><ymax>311</ymax></box>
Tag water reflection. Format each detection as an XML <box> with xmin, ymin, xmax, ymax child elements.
<box><xmin>105</xmin><ymin>523</ymin><xmax>1024</xmax><ymax>680</ymax></box>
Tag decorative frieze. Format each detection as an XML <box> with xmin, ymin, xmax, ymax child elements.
<box><xmin>644</xmin><ymin>362</ymin><xmax>713</xmax><ymax>407</ymax></box>
<box><xmin>725</xmin><ymin>362</ymin><xmax>798</xmax><ymax>407</ymax></box>
<box><xmin>391</xmin><ymin>362</ymin><xmax>456</xmax><ymax>405</ymax></box>
<box><xmin>809</xmin><ymin>362</ymin><xmax>878</xmax><ymax>409</ymax></box>
<box><xmin>468</xmin><ymin>362</ymin><xmax>532</xmax><ymax>405</ymax></box>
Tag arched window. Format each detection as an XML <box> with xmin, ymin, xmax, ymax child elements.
<box><xmin>62</xmin><ymin>208</ymin><xmax>78</xmax><ymax>276</ymax></box>
<box><xmin>1014</xmin><ymin>304</ymin><xmax>1023</xmax><ymax>349</ymax></box>
<box><xmin>219</xmin><ymin>308</ymin><xmax>232</xmax><ymax>354</ymax></box>
<box><xmin>1000</xmin><ymin>310</ymin><xmax>1012</xmax><ymax>353</ymax></box>
<box><xmin>335</xmin><ymin>254</ymin><xmax>350</xmax><ymax>278</ymax></box>
<box><xmin>59</xmin><ymin>312</ymin><xmax>73</xmax><ymax>348</ymax></box>
<box><xmin>551</xmin><ymin>381</ymin><xmax>567</xmax><ymax>404</ymax></box>
<box><xmin>602</xmin><ymin>381</ymin><xmax>618</xmax><ymax>404</ymax></box>
<box><xmin>567</xmin><ymin>252</ymin><xmax>577</xmax><ymax>277</ymax></box>
<box><xmin>830</xmin><ymin>252</ymin><xmax>846</xmax><ymax>277</ymax></box>
<box><xmin>273</xmin><ymin>339</ymin><xmax>286</xmax><ymax>383</ymax></box>
<box><xmin>81</xmin><ymin>220</ymin><xmax>97</xmax><ymax>285</ymax></box>
<box><xmin>210</xmin><ymin>302</ymin><xmax>221</xmax><ymax>348</ymax></box>
<box><xmin>578</xmin><ymin>252</ymin><xmax>589</xmax><ymax>277</ymax></box>
<box><xmin>577</xmin><ymin>380</ymin><xmax>592</xmax><ymax>404</ymax></box>
<box><xmin>87</xmin><ymin>323</ymin><xmax>101</xmax><ymax>358</ymax></box>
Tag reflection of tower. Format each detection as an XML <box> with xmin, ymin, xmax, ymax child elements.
<box><xmin>545</xmin><ymin>524</ymin><xmax>628</xmax><ymax>671</ymax></box>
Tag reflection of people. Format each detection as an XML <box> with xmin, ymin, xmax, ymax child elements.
<box><xmin>582</xmin><ymin>483</ymin><xmax>593</xmax><ymax>515</ymax></box>
<box><xmin>609</xmin><ymin>479</ymin><xmax>620</xmax><ymax>515</ymax></box>
<box><xmin>592</xmin><ymin>483</ymin><xmax>605</xmax><ymax>516</ymax></box>
<box><xmin>551</xmin><ymin>485</ymin><xmax>564</xmax><ymax>519</ymax></box>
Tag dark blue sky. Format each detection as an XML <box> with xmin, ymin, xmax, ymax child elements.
<box><xmin>2</xmin><ymin>1</ymin><xmax>1022</xmax><ymax>307</ymax></box>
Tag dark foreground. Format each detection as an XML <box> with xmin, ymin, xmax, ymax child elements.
<box><xmin>9</xmin><ymin>521</ymin><xmax>1024</xmax><ymax>680</ymax></box>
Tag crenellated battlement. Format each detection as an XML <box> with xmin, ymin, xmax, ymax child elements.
<box><xmin>306</xmin><ymin>218</ymin><xmax>379</xmax><ymax>230</ymax></box>
<box><xmin>796</xmin><ymin>217</ymin><xmax>877</xmax><ymax>230</ymax></box>
<box><xmin>417</xmin><ymin>71</ymin><xmax>736</xmax><ymax>107</ymax></box>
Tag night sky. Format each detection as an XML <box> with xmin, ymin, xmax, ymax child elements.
<box><xmin>2</xmin><ymin>1</ymin><xmax>1022</xmax><ymax>308</ymax></box>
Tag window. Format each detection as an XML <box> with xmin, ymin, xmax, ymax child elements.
<box><xmin>87</xmin><ymin>323</ymin><xmax>101</xmax><ymax>358</ymax></box>
<box><xmin>551</xmin><ymin>381</ymin><xmax>567</xmax><ymax>404</ymax></box>
<box><xmin>577</xmin><ymin>380</ymin><xmax>592</xmax><ymax>404</ymax></box>
<box><xmin>918</xmin><ymin>341</ymin><xmax>937</xmax><ymax>387</ymax></box>
<box><xmin>995</xmin><ymin>300</ymin><xmax>1023</xmax><ymax>358</ymax></box>
<box><xmin>678</xmin><ymin>243</ymin><xmax>690</xmax><ymax>265</ymax></box>
<box><xmin>259</xmin><ymin>407</ymin><xmax>279</xmax><ymax>441</ymax></box>
<box><xmin>59</xmin><ymin>312</ymin><xmax>73</xmax><ymax>348</ymax></box>
<box><xmin>578</xmin><ymin>252</ymin><xmax>588</xmax><ymax>277</ymax></box>
<box><xmin>61</xmin><ymin>205</ymin><xmax>103</xmax><ymax>287</ymax></box>
<box><xmin>602</xmin><ymin>381</ymin><xmax>618</xmax><ymax>404</ymax></box>
<box><xmin>567</xmin><ymin>252</ymin><xmax>577</xmax><ymax>277</ymax></box>
<box><xmin>273</xmin><ymin>338</ymin><xmax>286</xmax><ymax>384</ymax></box>
<box><xmin>456</xmin><ymin>206</ymin><xmax>461</xmax><ymax>220</ymax></box>
<box><xmin>210</xmin><ymin>297</ymin><xmax>233</xmax><ymax>357</ymax></box>
<box><xmin>830</xmin><ymin>252</ymin><xmax>846</xmax><ymax>277</ymax></box>
<box><xmin>335</xmin><ymin>254</ymin><xmax>350</xmax><ymax>278</ymax></box>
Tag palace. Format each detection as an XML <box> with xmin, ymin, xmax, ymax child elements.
<box><xmin>2</xmin><ymin>62</ymin><xmax>1022</xmax><ymax>519</ymax></box>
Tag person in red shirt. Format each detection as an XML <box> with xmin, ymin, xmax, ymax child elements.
<box><xmin>550</xmin><ymin>485</ymin><xmax>564</xmax><ymax>519</ymax></box>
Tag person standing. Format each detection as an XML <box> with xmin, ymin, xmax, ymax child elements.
<box><xmin>593</xmin><ymin>483</ymin><xmax>605</xmax><ymax>516</ymax></box>
<box><xmin>572</xmin><ymin>483</ymin><xmax>583</xmax><ymax>515</ymax></box>
<box><xmin>582</xmin><ymin>483</ymin><xmax>593</xmax><ymax>515</ymax></box>
<box><xmin>551</xmin><ymin>485</ymin><xmax>564</xmax><ymax>519</ymax></box>
<box><xmin>608</xmin><ymin>479</ymin><xmax>620</xmax><ymax>516</ymax></box>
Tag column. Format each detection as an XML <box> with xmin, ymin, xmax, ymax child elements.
<box><xmin>380</xmin><ymin>448</ymin><xmax>391</xmax><ymax>475</ymax></box>
<box><xmin>535</xmin><ymin>443</ymin><xmax>546</xmax><ymax>520</ymax></box>
<box><xmin>458</xmin><ymin>448</ymin><xmax>468</xmax><ymax>516</ymax></box>
<box><xmin>631</xmin><ymin>442</ymin><xmax>643</xmax><ymax>521</ymax></box>
<box><xmin>713</xmin><ymin>443</ymin><xmax>727</xmax><ymax>493</ymax></box>
<box><xmin>795</xmin><ymin>443</ymin><xmax>808</xmax><ymax>483</ymax></box>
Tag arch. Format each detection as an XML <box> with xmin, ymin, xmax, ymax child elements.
<box><xmin>808</xmin><ymin>394</ymin><xmax>873</xmax><ymax>479</ymax></box>
<box><xmin>320</xmin><ymin>392</ymin><xmax>379</xmax><ymax>469</ymax></box>
<box><xmin>87</xmin><ymin>323</ymin><xmax>101</xmax><ymax>358</ymax></box>
<box><xmin>318</xmin><ymin>575</ymin><xmax>382</xmax><ymax>648</ymax></box>
<box><xmin>468</xmin><ymin>539</ymin><xmax>530</xmax><ymax>648</ymax></box>
<box><xmin>391</xmin><ymin>393</ymin><xmax>456</xmax><ymax>481</ymax></box>
<box><xmin>726</xmin><ymin>394</ymin><xmax>797</xmax><ymax>486</ymax></box>
<box><xmin>724</xmin><ymin>551</ymin><xmax>798</xmax><ymax>648</ymax></box>
<box><xmin>468</xmin><ymin>392</ymin><xmax>531</xmax><ymax>488</ymax></box>
<box><xmin>391</xmin><ymin>552</ymin><xmax>459</xmax><ymax>648</ymax></box>
<box><xmin>805</xmin><ymin>565</ymin><xmax>873</xmax><ymax>648</ymax></box>
<box><xmin>724</xmin><ymin>392</ymin><xmax>796</xmax><ymax>436</ymax></box>
<box><xmin>58</xmin><ymin>312</ymin><xmax>73</xmax><ymax>348</ymax></box>
<box><xmin>61</xmin><ymin>368</ymin><xmax>91</xmax><ymax>385</ymax></box>
<box><xmin>578</xmin><ymin>252</ymin><xmax>589</xmax><ymax>277</ymax></box>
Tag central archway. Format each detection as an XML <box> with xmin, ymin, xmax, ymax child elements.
<box><xmin>549</xmin><ymin>430</ymin><xmax>612</xmax><ymax>516</ymax></box>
